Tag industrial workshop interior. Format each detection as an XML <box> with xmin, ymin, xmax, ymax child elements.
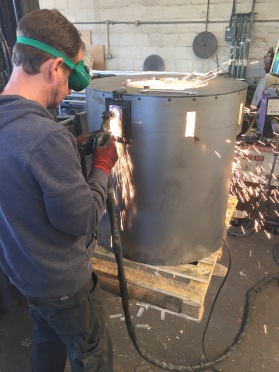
<box><xmin>0</xmin><ymin>0</ymin><xmax>279</xmax><ymax>371</ymax></box>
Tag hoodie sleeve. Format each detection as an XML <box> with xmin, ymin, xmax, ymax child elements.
<box><xmin>29</xmin><ymin>127</ymin><xmax>108</xmax><ymax>236</ymax></box>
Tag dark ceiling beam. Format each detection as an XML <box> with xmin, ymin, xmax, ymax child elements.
<box><xmin>12</xmin><ymin>0</ymin><xmax>40</xmax><ymax>25</ymax></box>
<box><xmin>0</xmin><ymin>0</ymin><xmax>17</xmax><ymax>48</ymax></box>
<box><xmin>0</xmin><ymin>0</ymin><xmax>40</xmax><ymax>49</ymax></box>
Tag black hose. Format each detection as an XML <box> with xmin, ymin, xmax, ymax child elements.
<box><xmin>105</xmin><ymin>175</ymin><xmax>279</xmax><ymax>371</ymax></box>
<box><xmin>202</xmin><ymin>238</ymin><xmax>232</xmax><ymax>370</ymax></box>
<box><xmin>0</xmin><ymin>28</ymin><xmax>12</xmax><ymax>85</ymax></box>
<box><xmin>227</xmin><ymin>229</ymin><xmax>255</xmax><ymax>237</ymax></box>
<box><xmin>229</xmin><ymin>0</ymin><xmax>236</xmax><ymax>26</ymax></box>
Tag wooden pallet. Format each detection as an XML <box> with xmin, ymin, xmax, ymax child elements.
<box><xmin>90</xmin><ymin>195</ymin><xmax>237</xmax><ymax>321</ymax></box>
<box><xmin>226</xmin><ymin>195</ymin><xmax>238</xmax><ymax>229</ymax></box>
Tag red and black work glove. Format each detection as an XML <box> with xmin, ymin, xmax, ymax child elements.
<box><xmin>92</xmin><ymin>132</ymin><xmax>118</xmax><ymax>175</ymax></box>
<box><xmin>76</xmin><ymin>131</ymin><xmax>98</xmax><ymax>156</ymax></box>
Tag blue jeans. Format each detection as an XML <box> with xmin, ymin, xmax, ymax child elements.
<box><xmin>27</xmin><ymin>272</ymin><xmax>113</xmax><ymax>372</ymax></box>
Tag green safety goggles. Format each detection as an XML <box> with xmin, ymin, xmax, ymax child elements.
<box><xmin>16</xmin><ymin>36</ymin><xmax>91</xmax><ymax>91</ymax></box>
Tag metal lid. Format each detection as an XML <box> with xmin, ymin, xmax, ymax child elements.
<box><xmin>88</xmin><ymin>74</ymin><xmax>248</xmax><ymax>97</ymax></box>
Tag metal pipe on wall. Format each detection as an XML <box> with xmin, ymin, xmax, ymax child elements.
<box><xmin>235</xmin><ymin>14</ymin><xmax>245</xmax><ymax>78</ymax></box>
<box><xmin>105</xmin><ymin>20</ymin><xmax>111</xmax><ymax>58</ymax></box>
<box><xmin>241</xmin><ymin>0</ymin><xmax>257</xmax><ymax>79</ymax></box>
<box><xmin>74</xmin><ymin>14</ymin><xmax>276</xmax><ymax>69</ymax></box>
<box><xmin>73</xmin><ymin>19</ymin><xmax>279</xmax><ymax>26</ymax></box>
<box><xmin>205</xmin><ymin>0</ymin><xmax>210</xmax><ymax>32</ymax></box>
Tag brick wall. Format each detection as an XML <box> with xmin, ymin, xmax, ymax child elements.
<box><xmin>39</xmin><ymin>0</ymin><xmax>279</xmax><ymax>85</ymax></box>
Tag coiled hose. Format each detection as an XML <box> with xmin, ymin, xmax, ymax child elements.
<box><xmin>106</xmin><ymin>175</ymin><xmax>279</xmax><ymax>371</ymax></box>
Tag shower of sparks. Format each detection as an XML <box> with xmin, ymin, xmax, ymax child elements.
<box><xmin>215</xmin><ymin>151</ymin><xmax>221</xmax><ymax>158</ymax></box>
<box><xmin>126</xmin><ymin>57</ymin><xmax>238</xmax><ymax>91</ymax></box>
<box><xmin>253</xmin><ymin>145</ymin><xmax>261</xmax><ymax>154</ymax></box>
<box><xmin>109</xmin><ymin>115</ymin><xmax>135</xmax><ymax>230</ymax></box>
<box><xmin>250</xmin><ymin>105</ymin><xmax>258</xmax><ymax>110</ymax></box>
<box><xmin>113</xmin><ymin>146</ymin><xmax>135</xmax><ymax>208</ymax></box>
<box><xmin>264</xmin><ymin>230</ymin><xmax>271</xmax><ymax>239</ymax></box>
<box><xmin>231</xmin><ymin>137</ymin><xmax>279</xmax><ymax>237</ymax></box>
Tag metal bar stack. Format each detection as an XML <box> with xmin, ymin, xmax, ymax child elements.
<box><xmin>228</xmin><ymin>0</ymin><xmax>257</xmax><ymax>79</ymax></box>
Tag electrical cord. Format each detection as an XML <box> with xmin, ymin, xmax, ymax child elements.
<box><xmin>227</xmin><ymin>199</ymin><xmax>260</xmax><ymax>237</ymax></box>
<box><xmin>105</xmin><ymin>174</ymin><xmax>279</xmax><ymax>371</ymax></box>
<box><xmin>201</xmin><ymin>238</ymin><xmax>232</xmax><ymax>372</ymax></box>
<box><xmin>227</xmin><ymin>229</ymin><xmax>255</xmax><ymax>237</ymax></box>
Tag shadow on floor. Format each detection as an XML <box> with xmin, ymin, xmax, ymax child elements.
<box><xmin>1</xmin><ymin>231</ymin><xmax>279</xmax><ymax>372</ymax></box>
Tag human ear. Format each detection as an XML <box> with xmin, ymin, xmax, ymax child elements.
<box><xmin>51</xmin><ymin>57</ymin><xmax>64</xmax><ymax>73</ymax></box>
<box><xmin>49</xmin><ymin>57</ymin><xmax>64</xmax><ymax>83</ymax></box>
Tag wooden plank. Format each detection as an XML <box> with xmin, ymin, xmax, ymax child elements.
<box><xmin>94</xmin><ymin>247</ymin><xmax>212</xmax><ymax>284</ymax></box>
<box><xmin>226</xmin><ymin>195</ymin><xmax>238</xmax><ymax>228</ymax></box>
<box><xmin>91</xmin><ymin>194</ymin><xmax>237</xmax><ymax>321</ymax></box>
<box><xmin>97</xmin><ymin>275</ymin><xmax>185</xmax><ymax>314</ymax></box>
<box><xmin>87</xmin><ymin>45</ymin><xmax>105</xmax><ymax>70</ymax></box>
<box><xmin>181</xmin><ymin>259</ymin><xmax>219</xmax><ymax>320</ymax></box>
<box><xmin>91</xmin><ymin>256</ymin><xmax>203</xmax><ymax>305</ymax></box>
<box><xmin>90</xmin><ymin>245</ymin><xmax>221</xmax><ymax>321</ymax></box>
<box><xmin>79</xmin><ymin>30</ymin><xmax>94</xmax><ymax>70</ymax></box>
<box><xmin>80</xmin><ymin>30</ymin><xmax>91</xmax><ymax>46</ymax></box>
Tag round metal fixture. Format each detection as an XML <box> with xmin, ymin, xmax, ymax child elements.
<box><xmin>193</xmin><ymin>31</ymin><xmax>218</xmax><ymax>59</ymax></box>
<box><xmin>143</xmin><ymin>54</ymin><xmax>164</xmax><ymax>71</ymax></box>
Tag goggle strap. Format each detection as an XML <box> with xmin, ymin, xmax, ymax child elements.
<box><xmin>16</xmin><ymin>36</ymin><xmax>76</xmax><ymax>69</ymax></box>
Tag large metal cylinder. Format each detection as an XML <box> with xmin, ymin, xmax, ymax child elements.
<box><xmin>86</xmin><ymin>74</ymin><xmax>247</xmax><ymax>265</ymax></box>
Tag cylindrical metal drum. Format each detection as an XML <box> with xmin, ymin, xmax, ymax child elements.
<box><xmin>86</xmin><ymin>74</ymin><xmax>247</xmax><ymax>265</ymax></box>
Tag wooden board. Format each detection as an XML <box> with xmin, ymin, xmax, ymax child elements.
<box><xmin>80</xmin><ymin>30</ymin><xmax>91</xmax><ymax>46</ymax></box>
<box><xmin>77</xmin><ymin>29</ymin><xmax>105</xmax><ymax>70</ymax></box>
<box><xmin>226</xmin><ymin>195</ymin><xmax>238</xmax><ymax>229</ymax></box>
<box><xmin>90</xmin><ymin>247</ymin><xmax>221</xmax><ymax>321</ymax></box>
<box><xmin>87</xmin><ymin>45</ymin><xmax>105</xmax><ymax>70</ymax></box>
<box><xmin>90</xmin><ymin>195</ymin><xmax>237</xmax><ymax>321</ymax></box>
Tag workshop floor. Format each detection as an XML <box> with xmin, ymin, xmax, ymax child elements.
<box><xmin>1</xmin><ymin>230</ymin><xmax>279</xmax><ymax>372</ymax></box>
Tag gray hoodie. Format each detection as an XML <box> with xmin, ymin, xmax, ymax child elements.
<box><xmin>0</xmin><ymin>95</ymin><xmax>108</xmax><ymax>298</ymax></box>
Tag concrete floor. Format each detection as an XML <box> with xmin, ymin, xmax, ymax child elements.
<box><xmin>0</xmin><ymin>230</ymin><xmax>279</xmax><ymax>372</ymax></box>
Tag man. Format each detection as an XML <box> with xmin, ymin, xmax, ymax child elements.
<box><xmin>0</xmin><ymin>8</ymin><xmax>118</xmax><ymax>372</ymax></box>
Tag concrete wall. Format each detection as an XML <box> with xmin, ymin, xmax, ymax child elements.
<box><xmin>39</xmin><ymin>0</ymin><xmax>279</xmax><ymax>86</ymax></box>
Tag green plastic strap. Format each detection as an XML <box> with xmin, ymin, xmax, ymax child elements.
<box><xmin>16</xmin><ymin>36</ymin><xmax>76</xmax><ymax>69</ymax></box>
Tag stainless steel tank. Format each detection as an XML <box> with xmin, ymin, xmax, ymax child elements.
<box><xmin>86</xmin><ymin>74</ymin><xmax>247</xmax><ymax>265</ymax></box>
